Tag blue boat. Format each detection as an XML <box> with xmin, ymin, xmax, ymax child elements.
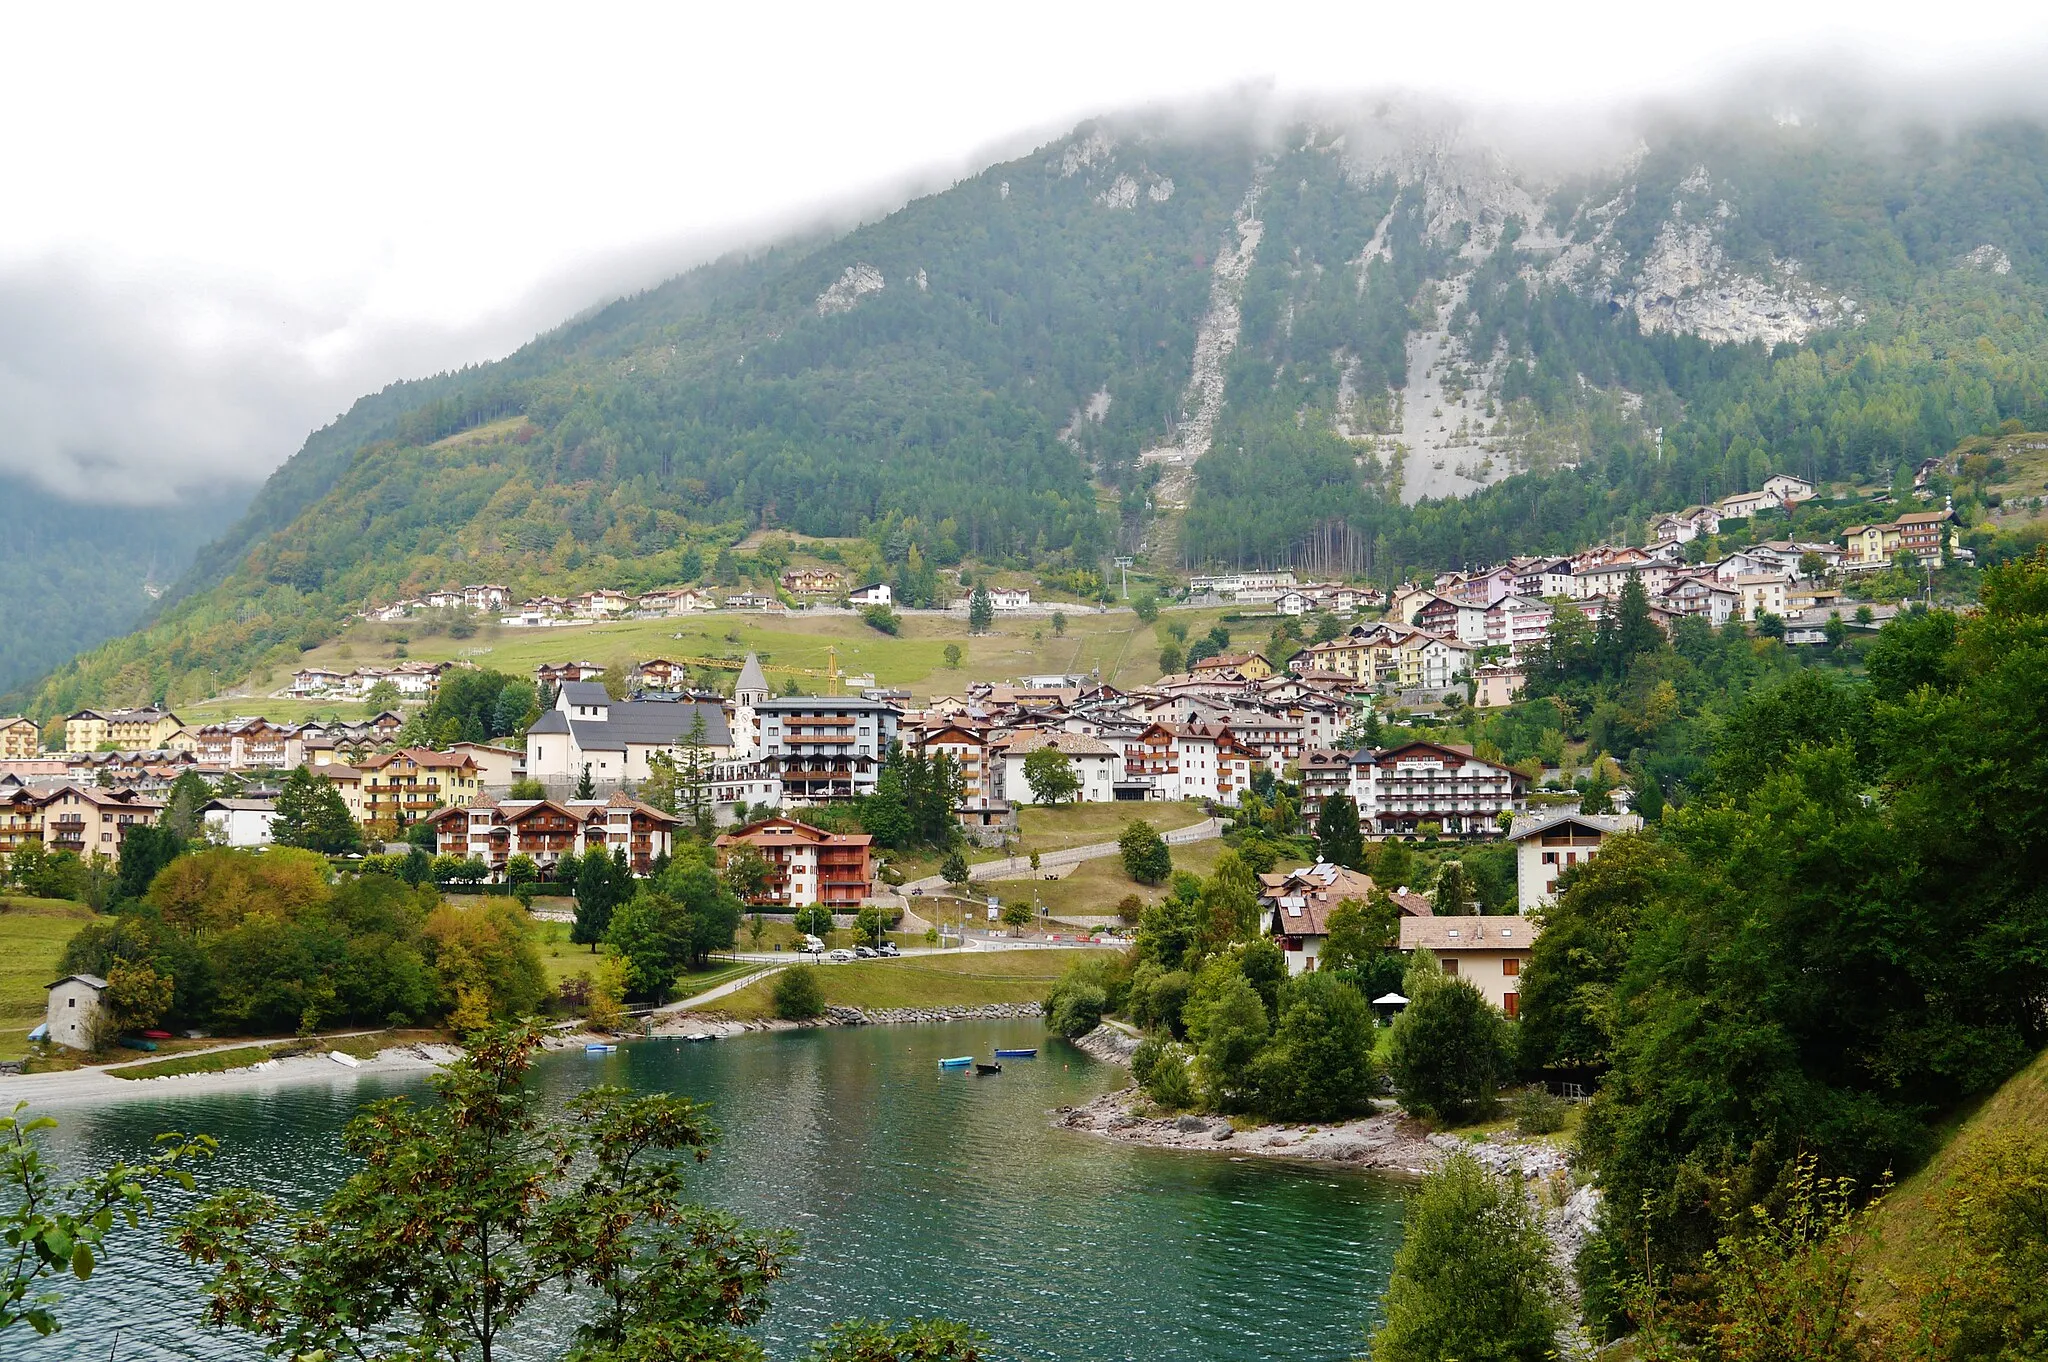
<box><xmin>993</xmin><ymin>1048</ymin><xmax>1037</xmax><ymax>1059</ymax></box>
<box><xmin>586</xmin><ymin>1043</ymin><xmax>618</xmax><ymax>1053</ymax></box>
<box><xmin>938</xmin><ymin>1055</ymin><xmax>973</xmax><ymax>1068</ymax></box>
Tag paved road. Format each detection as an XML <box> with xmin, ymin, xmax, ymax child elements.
<box><xmin>898</xmin><ymin>816</ymin><xmax>1222</xmax><ymax>896</ymax></box>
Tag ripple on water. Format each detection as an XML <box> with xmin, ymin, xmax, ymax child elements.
<box><xmin>31</xmin><ymin>1022</ymin><xmax>1407</xmax><ymax>1361</ymax></box>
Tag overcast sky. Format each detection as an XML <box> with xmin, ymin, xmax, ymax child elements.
<box><xmin>4</xmin><ymin>2</ymin><xmax>2044</xmax><ymax>504</ymax></box>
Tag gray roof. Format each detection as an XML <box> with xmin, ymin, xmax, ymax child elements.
<box><xmin>201</xmin><ymin>798</ymin><xmax>278</xmax><ymax>812</ymax></box>
<box><xmin>47</xmin><ymin>974</ymin><xmax>108</xmax><ymax>991</ymax></box>
<box><xmin>1506</xmin><ymin>809</ymin><xmax>1643</xmax><ymax>841</ymax></box>
<box><xmin>558</xmin><ymin>680</ymin><xmax>612</xmax><ymax>707</ymax></box>
<box><xmin>754</xmin><ymin>695</ymin><xmax>900</xmax><ymax>714</ymax></box>
<box><xmin>537</xmin><ymin>698</ymin><xmax>731</xmax><ymax>752</ymax></box>
<box><xmin>735</xmin><ymin>652</ymin><xmax>768</xmax><ymax>696</ymax></box>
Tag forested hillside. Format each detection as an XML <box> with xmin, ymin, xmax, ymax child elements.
<box><xmin>19</xmin><ymin>103</ymin><xmax>2048</xmax><ymax>714</ymax></box>
<box><xmin>0</xmin><ymin>478</ymin><xmax>252</xmax><ymax>696</ymax></box>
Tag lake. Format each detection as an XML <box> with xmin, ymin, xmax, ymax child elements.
<box><xmin>27</xmin><ymin>1021</ymin><xmax>1407</xmax><ymax>1360</ymax></box>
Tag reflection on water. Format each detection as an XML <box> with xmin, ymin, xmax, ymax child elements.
<box><xmin>28</xmin><ymin>1022</ymin><xmax>1406</xmax><ymax>1360</ymax></box>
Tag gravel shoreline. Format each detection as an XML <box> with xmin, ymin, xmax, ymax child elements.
<box><xmin>1048</xmin><ymin>1025</ymin><xmax>1580</xmax><ymax>1181</ymax></box>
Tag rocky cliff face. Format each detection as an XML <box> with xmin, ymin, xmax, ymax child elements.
<box><xmin>1141</xmin><ymin>104</ymin><xmax>1882</xmax><ymax>501</ymax></box>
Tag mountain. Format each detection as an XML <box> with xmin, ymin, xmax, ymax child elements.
<box><xmin>15</xmin><ymin>96</ymin><xmax>2048</xmax><ymax>715</ymax></box>
<box><xmin>0</xmin><ymin>477</ymin><xmax>255</xmax><ymax>697</ymax></box>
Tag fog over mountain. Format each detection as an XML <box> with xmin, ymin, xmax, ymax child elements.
<box><xmin>7</xmin><ymin>5</ymin><xmax>2048</xmax><ymax>698</ymax></box>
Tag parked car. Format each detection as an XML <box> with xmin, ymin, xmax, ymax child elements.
<box><xmin>854</xmin><ymin>945</ymin><xmax>879</xmax><ymax>958</ymax></box>
<box><xmin>826</xmin><ymin>949</ymin><xmax>856</xmax><ymax>963</ymax></box>
<box><xmin>878</xmin><ymin>943</ymin><xmax>901</xmax><ymax>957</ymax></box>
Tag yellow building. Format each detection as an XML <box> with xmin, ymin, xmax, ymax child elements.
<box><xmin>1841</xmin><ymin>522</ymin><xmax>1901</xmax><ymax>571</ymax></box>
<box><xmin>0</xmin><ymin>716</ymin><xmax>42</xmax><ymax>759</ymax></box>
<box><xmin>356</xmin><ymin>748</ymin><xmax>481</xmax><ymax>826</ymax></box>
<box><xmin>63</xmin><ymin>708</ymin><xmax>184</xmax><ymax>754</ymax></box>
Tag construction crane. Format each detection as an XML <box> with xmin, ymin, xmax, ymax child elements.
<box><xmin>654</xmin><ymin>650</ymin><xmax>843</xmax><ymax>681</ymax></box>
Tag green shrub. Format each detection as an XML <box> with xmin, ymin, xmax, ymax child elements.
<box><xmin>772</xmin><ymin>965</ymin><xmax>825</xmax><ymax>1020</ymax></box>
<box><xmin>1510</xmin><ymin>1084</ymin><xmax>1568</xmax><ymax>1136</ymax></box>
<box><xmin>1369</xmin><ymin>1153</ymin><xmax>1560</xmax><ymax>1362</ymax></box>
<box><xmin>1130</xmin><ymin>1036</ymin><xmax>1169</xmax><ymax>1089</ymax></box>
<box><xmin>1045</xmin><ymin>980</ymin><xmax>1107</xmax><ymax>1039</ymax></box>
<box><xmin>1141</xmin><ymin>1042</ymin><xmax>1196</xmax><ymax>1110</ymax></box>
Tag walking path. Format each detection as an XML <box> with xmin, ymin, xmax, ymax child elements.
<box><xmin>897</xmin><ymin>817</ymin><xmax>1222</xmax><ymax>896</ymax></box>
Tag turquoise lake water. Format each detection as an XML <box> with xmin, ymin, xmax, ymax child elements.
<box><xmin>27</xmin><ymin>1021</ymin><xmax>1407</xmax><ymax>1360</ymax></box>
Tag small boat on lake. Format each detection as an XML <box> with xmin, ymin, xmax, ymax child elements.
<box><xmin>993</xmin><ymin>1048</ymin><xmax>1037</xmax><ymax>1059</ymax></box>
<box><xmin>975</xmin><ymin>1062</ymin><xmax>1003</xmax><ymax>1075</ymax></box>
<box><xmin>685</xmin><ymin>1032</ymin><xmax>716</xmax><ymax>1043</ymax></box>
<box><xmin>586</xmin><ymin>1043</ymin><xmax>619</xmax><ymax>1053</ymax></box>
<box><xmin>938</xmin><ymin>1055</ymin><xmax>973</xmax><ymax>1068</ymax></box>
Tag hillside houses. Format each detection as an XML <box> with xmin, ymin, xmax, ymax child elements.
<box><xmin>290</xmin><ymin>661</ymin><xmax>452</xmax><ymax>700</ymax></box>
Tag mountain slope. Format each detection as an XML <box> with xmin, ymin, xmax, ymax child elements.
<box><xmin>18</xmin><ymin>100</ymin><xmax>2048</xmax><ymax>714</ymax></box>
<box><xmin>0</xmin><ymin>478</ymin><xmax>254</xmax><ymax>696</ymax></box>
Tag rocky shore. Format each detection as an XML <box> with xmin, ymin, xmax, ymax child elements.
<box><xmin>654</xmin><ymin>1002</ymin><xmax>1042</xmax><ymax>1035</ymax></box>
<box><xmin>1050</xmin><ymin>1025</ymin><xmax>1583</xmax><ymax>1184</ymax></box>
<box><xmin>1053</xmin><ymin>1085</ymin><xmax>1439</xmax><ymax>1170</ymax></box>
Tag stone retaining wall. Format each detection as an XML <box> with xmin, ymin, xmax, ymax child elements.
<box><xmin>825</xmin><ymin>1002</ymin><xmax>1042</xmax><ymax>1025</ymax></box>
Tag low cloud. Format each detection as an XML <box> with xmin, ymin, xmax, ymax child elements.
<box><xmin>0</xmin><ymin>257</ymin><xmax>530</xmax><ymax>505</ymax></box>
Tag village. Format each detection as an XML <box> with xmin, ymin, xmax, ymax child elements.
<box><xmin>0</xmin><ymin>467</ymin><xmax>1952</xmax><ymax>918</ymax></box>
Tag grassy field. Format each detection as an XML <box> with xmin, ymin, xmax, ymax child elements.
<box><xmin>0</xmin><ymin>896</ymin><xmax>98</xmax><ymax>1059</ymax></box>
<box><xmin>527</xmin><ymin>919</ymin><xmax>765</xmax><ymax>999</ymax></box>
<box><xmin>880</xmin><ymin>800</ymin><xmax>1214</xmax><ymax>882</ymax></box>
<box><xmin>703</xmin><ymin>948</ymin><xmax>1111</xmax><ymax>1021</ymax></box>
<box><xmin>1858</xmin><ymin>1044</ymin><xmax>2048</xmax><ymax>1319</ymax></box>
<box><xmin>188</xmin><ymin>602</ymin><xmax>1245</xmax><ymax>719</ymax></box>
<box><xmin>978</xmin><ymin>837</ymin><xmax>1226</xmax><ymax>919</ymax></box>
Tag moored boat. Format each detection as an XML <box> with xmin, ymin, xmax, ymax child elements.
<box><xmin>975</xmin><ymin>1062</ymin><xmax>1003</xmax><ymax>1075</ymax></box>
<box><xmin>938</xmin><ymin>1055</ymin><xmax>973</xmax><ymax>1068</ymax></box>
<box><xmin>993</xmin><ymin>1048</ymin><xmax>1037</xmax><ymax>1058</ymax></box>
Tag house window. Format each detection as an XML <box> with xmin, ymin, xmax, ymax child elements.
<box><xmin>1441</xmin><ymin>958</ymin><xmax>1459</xmax><ymax>976</ymax></box>
<box><xmin>1502</xmin><ymin>992</ymin><xmax>1519</xmax><ymax>1019</ymax></box>
<box><xmin>1503</xmin><ymin>958</ymin><xmax>1520</xmax><ymax>977</ymax></box>
<box><xmin>1541</xmin><ymin>851</ymin><xmax>1556</xmax><ymax>864</ymax></box>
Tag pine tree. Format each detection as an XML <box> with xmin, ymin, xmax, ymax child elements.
<box><xmin>272</xmin><ymin>766</ymin><xmax>321</xmax><ymax>850</ymax></box>
<box><xmin>680</xmin><ymin>711</ymin><xmax>711</xmax><ymax>837</ymax></box>
<box><xmin>576</xmin><ymin>764</ymin><xmax>595</xmax><ymax>799</ymax></box>
<box><xmin>968</xmin><ymin>585</ymin><xmax>994</xmax><ymax>634</ymax></box>
<box><xmin>306</xmin><ymin>781</ymin><xmax>364</xmax><ymax>854</ymax></box>
<box><xmin>1612</xmin><ymin>570</ymin><xmax>1663</xmax><ymax>672</ymax></box>
<box><xmin>1316</xmin><ymin>794</ymin><xmax>1365</xmax><ymax>869</ymax></box>
<box><xmin>571</xmin><ymin>852</ymin><xmax>619</xmax><ymax>951</ymax></box>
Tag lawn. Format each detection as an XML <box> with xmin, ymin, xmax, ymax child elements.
<box><xmin>702</xmin><ymin>948</ymin><xmax>1111</xmax><ymax>1021</ymax></box>
<box><xmin>1009</xmin><ymin>800</ymin><xmax>1210</xmax><ymax>854</ymax></box>
<box><xmin>193</xmin><ymin>601</ymin><xmax>1246</xmax><ymax>714</ymax></box>
<box><xmin>530</xmin><ymin>918</ymin><xmax>785</xmax><ymax>1000</ymax></box>
<box><xmin>979</xmin><ymin>837</ymin><xmax>1226</xmax><ymax>920</ymax></box>
<box><xmin>0</xmin><ymin>896</ymin><xmax>99</xmax><ymax>1060</ymax></box>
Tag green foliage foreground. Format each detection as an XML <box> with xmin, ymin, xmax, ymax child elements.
<box><xmin>1504</xmin><ymin>549</ymin><xmax>2048</xmax><ymax>1334</ymax></box>
<box><xmin>174</xmin><ymin>1025</ymin><xmax>980</xmax><ymax>1362</ymax></box>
